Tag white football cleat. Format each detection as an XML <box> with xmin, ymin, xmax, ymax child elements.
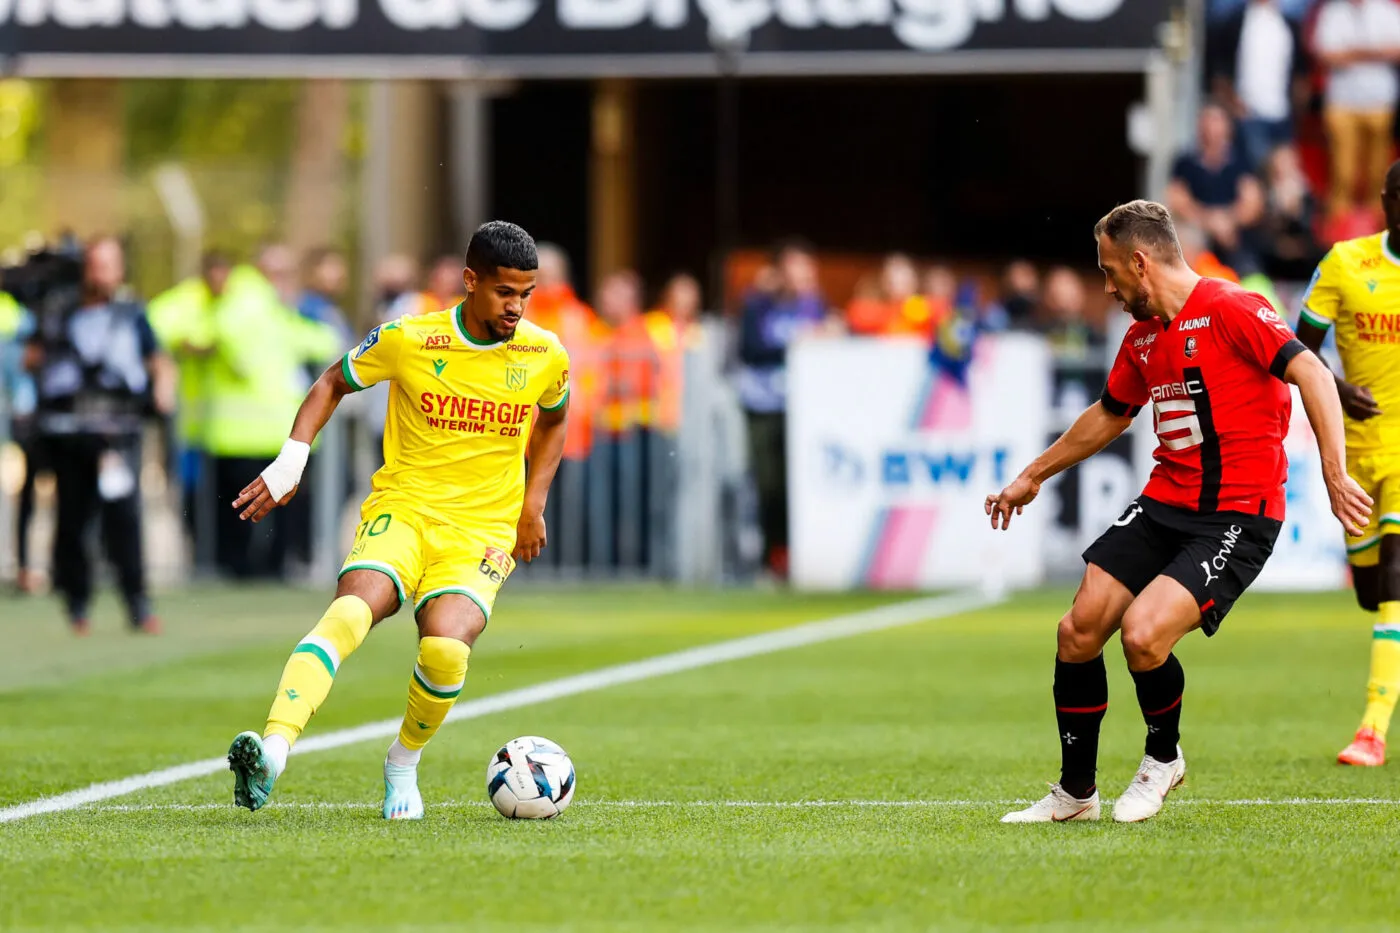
<box><xmin>382</xmin><ymin>760</ymin><xmax>425</xmax><ymax>820</ymax></box>
<box><xmin>1000</xmin><ymin>783</ymin><xmax>1100</xmax><ymax>823</ymax></box>
<box><xmin>1112</xmin><ymin>746</ymin><xmax>1186</xmax><ymax>823</ymax></box>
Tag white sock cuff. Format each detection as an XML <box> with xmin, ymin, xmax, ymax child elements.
<box><xmin>263</xmin><ymin>734</ymin><xmax>291</xmax><ymax>776</ymax></box>
<box><xmin>386</xmin><ymin>738</ymin><xmax>423</xmax><ymax>768</ymax></box>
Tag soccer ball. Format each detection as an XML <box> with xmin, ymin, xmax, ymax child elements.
<box><xmin>486</xmin><ymin>735</ymin><xmax>575</xmax><ymax>819</ymax></box>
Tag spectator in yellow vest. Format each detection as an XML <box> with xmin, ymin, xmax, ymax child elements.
<box><xmin>207</xmin><ymin>249</ymin><xmax>339</xmax><ymax>580</ymax></box>
<box><xmin>148</xmin><ymin>250</ymin><xmax>231</xmax><ymax>551</ymax></box>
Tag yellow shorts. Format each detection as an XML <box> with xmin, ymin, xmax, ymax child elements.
<box><xmin>338</xmin><ymin>494</ymin><xmax>517</xmax><ymax>620</ymax></box>
<box><xmin>1346</xmin><ymin>452</ymin><xmax>1400</xmax><ymax>568</ymax></box>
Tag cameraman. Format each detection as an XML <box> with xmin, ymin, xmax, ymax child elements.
<box><xmin>27</xmin><ymin>236</ymin><xmax>174</xmax><ymax>635</ymax></box>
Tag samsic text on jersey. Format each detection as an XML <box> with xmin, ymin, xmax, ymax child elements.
<box><xmin>1100</xmin><ymin>278</ymin><xmax>1307</xmax><ymax>521</ymax></box>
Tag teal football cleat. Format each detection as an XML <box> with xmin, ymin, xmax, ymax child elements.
<box><xmin>227</xmin><ymin>731</ymin><xmax>279</xmax><ymax>812</ymax></box>
<box><xmin>383</xmin><ymin>760</ymin><xmax>424</xmax><ymax>820</ymax></box>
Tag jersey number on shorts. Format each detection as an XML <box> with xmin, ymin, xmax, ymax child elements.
<box><xmin>1113</xmin><ymin>501</ymin><xmax>1144</xmax><ymax>527</ymax></box>
<box><xmin>357</xmin><ymin>514</ymin><xmax>392</xmax><ymax>539</ymax></box>
<box><xmin>350</xmin><ymin>513</ymin><xmax>392</xmax><ymax>556</ymax></box>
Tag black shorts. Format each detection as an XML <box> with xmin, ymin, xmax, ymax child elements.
<box><xmin>1082</xmin><ymin>496</ymin><xmax>1282</xmax><ymax>636</ymax></box>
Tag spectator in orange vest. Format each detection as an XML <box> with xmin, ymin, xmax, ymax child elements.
<box><xmin>531</xmin><ymin>243</ymin><xmax>600</xmax><ymax>463</ymax></box>
<box><xmin>846</xmin><ymin>253</ymin><xmax>935</xmax><ymax>338</ymax></box>
<box><xmin>597</xmin><ymin>270</ymin><xmax>661</xmax><ymax>435</ymax></box>
<box><xmin>596</xmin><ymin>269</ymin><xmax>664</xmax><ymax>569</ymax></box>
<box><xmin>643</xmin><ymin>273</ymin><xmax>702</xmax><ymax>434</ymax></box>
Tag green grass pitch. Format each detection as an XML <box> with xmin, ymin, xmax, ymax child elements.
<box><xmin>1</xmin><ymin>583</ymin><xmax>1397</xmax><ymax>931</ymax></box>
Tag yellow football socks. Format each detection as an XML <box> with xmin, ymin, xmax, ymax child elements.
<box><xmin>397</xmin><ymin>636</ymin><xmax>470</xmax><ymax>751</ymax></box>
<box><xmin>1361</xmin><ymin>601</ymin><xmax>1400</xmax><ymax>740</ymax></box>
<box><xmin>264</xmin><ymin>596</ymin><xmax>374</xmax><ymax>745</ymax></box>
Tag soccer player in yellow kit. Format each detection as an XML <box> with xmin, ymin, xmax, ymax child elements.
<box><xmin>1297</xmin><ymin>161</ymin><xmax>1400</xmax><ymax>767</ymax></box>
<box><xmin>225</xmin><ymin>222</ymin><xmax>570</xmax><ymax>818</ymax></box>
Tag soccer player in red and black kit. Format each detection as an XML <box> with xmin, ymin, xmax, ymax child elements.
<box><xmin>987</xmin><ymin>201</ymin><xmax>1372</xmax><ymax>824</ymax></box>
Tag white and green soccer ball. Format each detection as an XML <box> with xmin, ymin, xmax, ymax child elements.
<box><xmin>486</xmin><ymin>736</ymin><xmax>575</xmax><ymax>819</ymax></box>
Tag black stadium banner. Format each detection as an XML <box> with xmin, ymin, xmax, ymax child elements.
<box><xmin>5</xmin><ymin>0</ymin><xmax>1175</xmax><ymax>63</ymax></box>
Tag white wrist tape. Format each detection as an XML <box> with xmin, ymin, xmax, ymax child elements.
<box><xmin>260</xmin><ymin>439</ymin><xmax>310</xmax><ymax>502</ymax></box>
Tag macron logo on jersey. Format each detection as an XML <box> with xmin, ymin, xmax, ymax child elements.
<box><xmin>1178</xmin><ymin>316</ymin><xmax>1211</xmax><ymax>332</ymax></box>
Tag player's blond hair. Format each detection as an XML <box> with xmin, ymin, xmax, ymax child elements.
<box><xmin>1093</xmin><ymin>200</ymin><xmax>1183</xmax><ymax>262</ymax></box>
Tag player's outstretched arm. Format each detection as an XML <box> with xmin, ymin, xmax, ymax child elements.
<box><xmin>233</xmin><ymin>361</ymin><xmax>355</xmax><ymax>523</ymax></box>
<box><xmin>514</xmin><ymin>402</ymin><xmax>569</xmax><ymax>562</ymax></box>
<box><xmin>985</xmin><ymin>401</ymin><xmax>1134</xmax><ymax>531</ymax></box>
<box><xmin>1286</xmin><ymin>349</ymin><xmax>1373</xmax><ymax>537</ymax></box>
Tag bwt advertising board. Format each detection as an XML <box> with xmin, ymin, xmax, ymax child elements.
<box><xmin>788</xmin><ymin>337</ymin><xmax>1348</xmax><ymax>594</ymax></box>
<box><xmin>4</xmin><ymin>0</ymin><xmax>1173</xmax><ymax>61</ymax></box>
<box><xmin>788</xmin><ymin>334</ymin><xmax>1050</xmax><ymax>591</ymax></box>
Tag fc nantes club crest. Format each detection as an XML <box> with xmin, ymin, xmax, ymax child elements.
<box><xmin>505</xmin><ymin>363</ymin><xmax>528</xmax><ymax>392</ymax></box>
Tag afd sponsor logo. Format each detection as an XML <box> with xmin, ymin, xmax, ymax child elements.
<box><xmin>822</xmin><ymin>442</ymin><xmax>1011</xmax><ymax>488</ymax></box>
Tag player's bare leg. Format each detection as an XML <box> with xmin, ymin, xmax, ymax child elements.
<box><xmin>383</xmin><ymin>594</ymin><xmax>486</xmax><ymax>820</ymax></box>
<box><xmin>1003</xmin><ymin>564</ymin><xmax>1132</xmax><ymax>823</ymax></box>
<box><xmin>228</xmin><ymin>570</ymin><xmax>400</xmax><ymax>811</ymax></box>
<box><xmin>1341</xmin><ymin>535</ymin><xmax>1400</xmax><ymax>766</ymax></box>
<box><xmin>1112</xmin><ymin>575</ymin><xmax>1197</xmax><ymax>823</ymax></box>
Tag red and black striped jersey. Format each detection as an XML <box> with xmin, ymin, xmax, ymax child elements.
<box><xmin>1101</xmin><ymin>278</ymin><xmax>1307</xmax><ymax>521</ymax></box>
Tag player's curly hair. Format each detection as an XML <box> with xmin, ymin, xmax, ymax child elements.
<box><xmin>1093</xmin><ymin>200</ymin><xmax>1181</xmax><ymax>261</ymax></box>
<box><xmin>466</xmin><ymin>221</ymin><xmax>538</xmax><ymax>275</ymax></box>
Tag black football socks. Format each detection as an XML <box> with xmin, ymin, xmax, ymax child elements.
<box><xmin>1130</xmin><ymin>653</ymin><xmax>1184</xmax><ymax>763</ymax></box>
<box><xmin>1054</xmin><ymin>654</ymin><xmax>1108</xmax><ymax>800</ymax></box>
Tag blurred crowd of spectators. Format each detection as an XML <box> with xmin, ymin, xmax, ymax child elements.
<box><xmin>21</xmin><ymin>0</ymin><xmax>1400</xmax><ymax>592</ymax></box>
<box><xmin>1191</xmin><ymin>0</ymin><xmax>1400</xmax><ymax>278</ymax></box>
<box><xmin>2</xmin><ymin>224</ymin><xmax>1322</xmax><ymax>598</ymax></box>
<box><xmin>0</xmin><ymin>237</ymin><xmax>708</xmax><ymax>609</ymax></box>
<box><xmin>729</xmin><ymin>240</ymin><xmax>1125</xmax><ymax>579</ymax></box>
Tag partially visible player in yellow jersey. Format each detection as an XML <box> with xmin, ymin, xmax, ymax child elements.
<box><xmin>223</xmin><ymin>222</ymin><xmax>570</xmax><ymax>818</ymax></box>
<box><xmin>1297</xmin><ymin>159</ymin><xmax>1400</xmax><ymax>767</ymax></box>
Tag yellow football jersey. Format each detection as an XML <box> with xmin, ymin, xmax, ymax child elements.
<box><xmin>342</xmin><ymin>305</ymin><xmax>569</xmax><ymax>528</ymax></box>
<box><xmin>1300</xmin><ymin>231</ymin><xmax>1400</xmax><ymax>454</ymax></box>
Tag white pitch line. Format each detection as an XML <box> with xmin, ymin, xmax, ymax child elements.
<box><xmin>68</xmin><ymin>797</ymin><xmax>1400</xmax><ymax>815</ymax></box>
<box><xmin>0</xmin><ymin>590</ymin><xmax>994</xmax><ymax>825</ymax></box>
